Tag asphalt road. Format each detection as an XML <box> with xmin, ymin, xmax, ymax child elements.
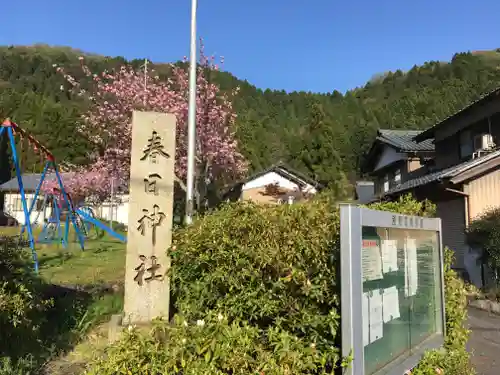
<box><xmin>467</xmin><ymin>307</ymin><xmax>500</xmax><ymax>375</ymax></box>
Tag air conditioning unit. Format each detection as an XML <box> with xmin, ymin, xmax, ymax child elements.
<box><xmin>473</xmin><ymin>133</ymin><xmax>495</xmax><ymax>151</ymax></box>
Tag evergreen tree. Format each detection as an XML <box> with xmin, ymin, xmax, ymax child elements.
<box><xmin>1</xmin><ymin>45</ymin><xmax>500</xmax><ymax>191</ymax></box>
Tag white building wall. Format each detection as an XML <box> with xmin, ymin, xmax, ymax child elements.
<box><xmin>90</xmin><ymin>194</ymin><xmax>130</xmax><ymax>226</ymax></box>
<box><xmin>242</xmin><ymin>171</ymin><xmax>317</xmax><ymax>194</ymax></box>
<box><xmin>4</xmin><ymin>192</ymin><xmax>53</xmax><ymax>226</ymax></box>
<box><xmin>3</xmin><ymin>192</ymin><xmax>130</xmax><ymax>226</ymax></box>
<box><xmin>373</xmin><ymin>146</ymin><xmax>405</xmax><ymax>172</ymax></box>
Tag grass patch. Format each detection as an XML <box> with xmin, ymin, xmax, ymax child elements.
<box><xmin>0</xmin><ymin>225</ymin><xmax>126</xmax><ymax>286</ymax></box>
<box><xmin>0</xmin><ymin>224</ymin><xmax>127</xmax><ymax>374</ymax></box>
<box><xmin>38</xmin><ymin>238</ymin><xmax>125</xmax><ymax>286</ymax></box>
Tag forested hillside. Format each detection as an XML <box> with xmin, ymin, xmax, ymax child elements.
<box><xmin>2</xmin><ymin>44</ymin><xmax>500</xmax><ymax>186</ymax></box>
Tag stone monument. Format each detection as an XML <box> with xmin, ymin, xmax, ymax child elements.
<box><xmin>123</xmin><ymin>111</ymin><xmax>176</xmax><ymax>324</ymax></box>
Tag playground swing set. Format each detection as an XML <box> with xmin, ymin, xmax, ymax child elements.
<box><xmin>33</xmin><ymin>194</ymin><xmax>100</xmax><ymax>247</ymax></box>
<box><xmin>1</xmin><ymin>119</ymin><xmax>126</xmax><ymax>272</ymax></box>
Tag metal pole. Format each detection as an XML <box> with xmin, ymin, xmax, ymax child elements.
<box><xmin>185</xmin><ymin>0</ymin><xmax>198</xmax><ymax>225</ymax></box>
<box><xmin>109</xmin><ymin>177</ymin><xmax>114</xmax><ymax>230</ymax></box>
<box><xmin>142</xmin><ymin>59</ymin><xmax>148</xmax><ymax>106</ymax></box>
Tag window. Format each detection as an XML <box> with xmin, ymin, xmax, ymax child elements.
<box><xmin>35</xmin><ymin>198</ymin><xmax>44</xmax><ymax>211</ymax></box>
<box><xmin>13</xmin><ymin>196</ymin><xmax>21</xmax><ymax>211</ymax></box>
<box><xmin>459</xmin><ymin>130</ymin><xmax>473</xmax><ymax>159</ymax></box>
<box><xmin>394</xmin><ymin>169</ymin><xmax>401</xmax><ymax>184</ymax></box>
<box><xmin>383</xmin><ymin>175</ymin><xmax>389</xmax><ymax>193</ymax></box>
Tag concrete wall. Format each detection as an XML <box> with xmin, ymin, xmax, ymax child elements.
<box><xmin>3</xmin><ymin>192</ymin><xmax>130</xmax><ymax>226</ymax></box>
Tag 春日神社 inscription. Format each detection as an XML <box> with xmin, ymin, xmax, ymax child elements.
<box><xmin>140</xmin><ymin>130</ymin><xmax>171</xmax><ymax>163</ymax></box>
<box><xmin>144</xmin><ymin>173</ymin><xmax>162</xmax><ymax>195</ymax></box>
<box><xmin>133</xmin><ymin>255</ymin><xmax>164</xmax><ymax>286</ymax></box>
<box><xmin>136</xmin><ymin>204</ymin><xmax>166</xmax><ymax>246</ymax></box>
<box><xmin>123</xmin><ymin>111</ymin><xmax>176</xmax><ymax>324</ymax></box>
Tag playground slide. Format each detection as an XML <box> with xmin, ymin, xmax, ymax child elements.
<box><xmin>76</xmin><ymin>208</ymin><xmax>127</xmax><ymax>243</ymax></box>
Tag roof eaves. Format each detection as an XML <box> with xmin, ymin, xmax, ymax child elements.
<box><xmin>361</xmin><ymin>139</ymin><xmax>385</xmax><ymax>173</ymax></box>
<box><xmin>413</xmin><ymin>127</ymin><xmax>435</xmax><ymax>143</ymax></box>
<box><xmin>414</xmin><ymin>87</ymin><xmax>500</xmax><ymax>143</ymax></box>
<box><xmin>384</xmin><ymin>149</ymin><xmax>500</xmax><ymax>196</ymax></box>
<box><xmin>273</xmin><ymin>163</ymin><xmax>324</xmax><ymax>189</ymax></box>
<box><xmin>441</xmin><ymin>149</ymin><xmax>500</xmax><ymax>178</ymax></box>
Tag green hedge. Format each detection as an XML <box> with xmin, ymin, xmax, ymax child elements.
<box><xmin>87</xmin><ymin>194</ymin><xmax>472</xmax><ymax>375</ymax></box>
<box><xmin>411</xmin><ymin>247</ymin><xmax>473</xmax><ymax>375</ymax></box>
<box><xmin>466</xmin><ymin>206</ymin><xmax>500</xmax><ymax>280</ymax></box>
<box><xmin>0</xmin><ymin>239</ymin><xmax>52</xmax><ymax>360</ymax></box>
<box><xmin>0</xmin><ymin>237</ymin><xmax>114</xmax><ymax>375</ymax></box>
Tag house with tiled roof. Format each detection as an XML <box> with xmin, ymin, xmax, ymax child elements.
<box><xmin>374</xmin><ymin>88</ymin><xmax>500</xmax><ymax>286</ymax></box>
<box><xmin>223</xmin><ymin>162</ymin><xmax>323</xmax><ymax>205</ymax></box>
<box><xmin>362</xmin><ymin>129</ymin><xmax>435</xmax><ymax>196</ymax></box>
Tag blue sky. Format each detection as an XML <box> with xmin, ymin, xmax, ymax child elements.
<box><xmin>3</xmin><ymin>0</ymin><xmax>500</xmax><ymax>93</ymax></box>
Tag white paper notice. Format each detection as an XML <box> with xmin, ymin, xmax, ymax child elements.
<box><xmin>363</xmin><ymin>292</ymin><xmax>370</xmax><ymax>346</ymax></box>
<box><xmin>362</xmin><ymin>239</ymin><xmax>383</xmax><ymax>282</ymax></box>
<box><xmin>404</xmin><ymin>238</ymin><xmax>418</xmax><ymax>297</ymax></box>
<box><xmin>382</xmin><ymin>286</ymin><xmax>400</xmax><ymax>323</ymax></box>
<box><xmin>382</xmin><ymin>239</ymin><xmax>398</xmax><ymax>273</ymax></box>
<box><xmin>369</xmin><ymin>289</ymin><xmax>384</xmax><ymax>343</ymax></box>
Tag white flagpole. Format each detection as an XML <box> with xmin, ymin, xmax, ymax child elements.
<box><xmin>185</xmin><ymin>0</ymin><xmax>198</xmax><ymax>225</ymax></box>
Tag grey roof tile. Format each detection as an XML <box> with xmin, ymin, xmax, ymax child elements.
<box><xmin>0</xmin><ymin>173</ymin><xmax>66</xmax><ymax>192</ymax></box>
<box><xmin>378</xmin><ymin>129</ymin><xmax>435</xmax><ymax>152</ymax></box>
<box><xmin>385</xmin><ymin>149</ymin><xmax>500</xmax><ymax>195</ymax></box>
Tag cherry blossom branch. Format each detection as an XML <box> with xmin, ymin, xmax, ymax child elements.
<box><xmin>46</xmin><ymin>46</ymin><xmax>248</xmax><ymax>202</ymax></box>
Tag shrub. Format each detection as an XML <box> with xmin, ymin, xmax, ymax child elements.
<box><xmin>374</xmin><ymin>198</ymin><xmax>473</xmax><ymax>375</ymax></box>
<box><xmin>88</xmin><ymin>194</ymin><xmax>471</xmax><ymax>374</ymax></box>
<box><xmin>87</xmin><ymin>314</ymin><xmax>342</xmax><ymax>375</ymax></box>
<box><xmin>0</xmin><ymin>238</ymin><xmax>52</xmax><ymax>360</ymax></box>
<box><xmin>368</xmin><ymin>194</ymin><xmax>436</xmax><ymax>217</ymax></box>
<box><xmin>411</xmin><ymin>248</ymin><xmax>474</xmax><ymax>375</ymax></box>
<box><xmin>89</xmin><ymin>197</ymin><xmax>343</xmax><ymax>374</ymax></box>
<box><xmin>171</xmin><ymin>199</ymin><xmax>341</xmax><ymax>352</ymax></box>
<box><xmin>0</xmin><ymin>236</ymin><xmax>113</xmax><ymax>375</ymax></box>
<box><xmin>466</xmin><ymin>206</ymin><xmax>500</xmax><ymax>280</ymax></box>
<box><xmin>0</xmin><ymin>356</ymin><xmax>36</xmax><ymax>375</ymax></box>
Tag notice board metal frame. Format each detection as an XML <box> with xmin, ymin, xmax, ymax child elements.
<box><xmin>340</xmin><ymin>204</ymin><xmax>445</xmax><ymax>375</ymax></box>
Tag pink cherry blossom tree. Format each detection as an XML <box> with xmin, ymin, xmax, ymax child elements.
<box><xmin>44</xmin><ymin>45</ymin><xmax>248</xmax><ymax>205</ymax></box>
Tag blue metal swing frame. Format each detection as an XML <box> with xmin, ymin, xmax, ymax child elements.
<box><xmin>3</xmin><ymin>119</ymin><xmax>127</xmax><ymax>273</ymax></box>
<box><xmin>37</xmin><ymin>196</ymin><xmax>65</xmax><ymax>246</ymax></box>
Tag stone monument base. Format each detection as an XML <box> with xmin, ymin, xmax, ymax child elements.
<box><xmin>107</xmin><ymin>314</ymin><xmax>124</xmax><ymax>344</ymax></box>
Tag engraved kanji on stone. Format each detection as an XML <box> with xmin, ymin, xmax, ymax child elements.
<box><xmin>145</xmin><ymin>255</ymin><xmax>163</xmax><ymax>282</ymax></box>
<box><xmin>144</xmin><ymin>173</ymin><xmax>162</xmax><ymax>195</ymax></box>
<box><xmin>140</xmin><ymin>130</ymin><xmax>170</xmax><ymax>164</ymax></box>
<box><xmin>133</xmin><ymin>255</ymin><xmax>164</xmax><ymax>286</ymax></box>
<box><xmin>137</xmin><ymin>204</ymin><xmax>166</xmax><ymax>246</ymax></box>
<box><xmin>133</xmin><ymin>255</ymin><xmax>147</xmax><ymax>286</ymax></box>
